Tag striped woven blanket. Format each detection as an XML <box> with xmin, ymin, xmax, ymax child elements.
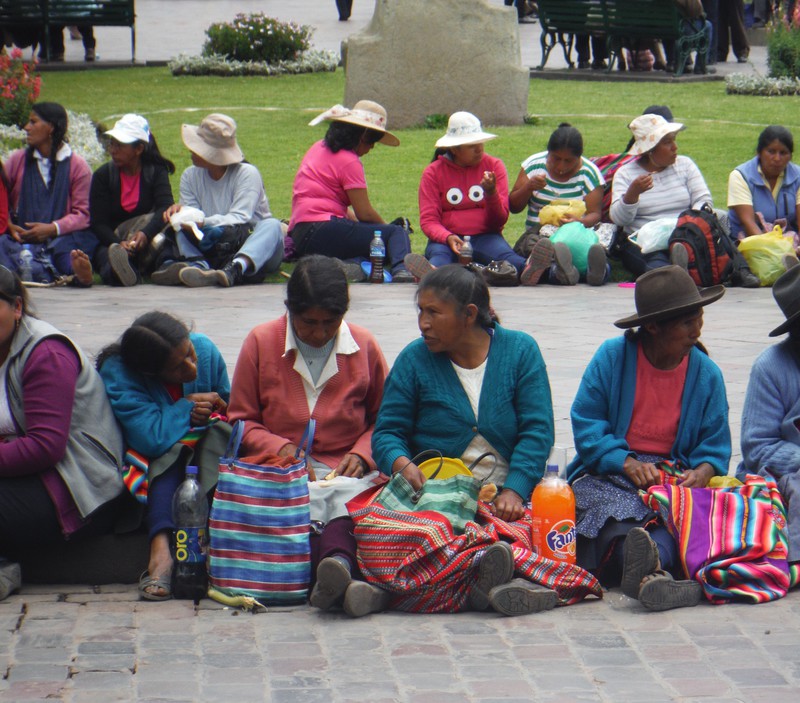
<box><xmin>350</xmin><ymin>500</ymin><xmax>603</xmax><ymax>613</ymax></box>
<box><xmin>643</xmin><ymin>473</ymin><xmax>800</xmax><ymax>603</ymax></box>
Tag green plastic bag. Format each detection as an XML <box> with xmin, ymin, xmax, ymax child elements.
<box><xmin>738</xmin><ymin>226</ymin><xmax>795</xmax><ymax>287</ymax></box>
<box><xmin>550</xmin><ymin>222</ymin><xmax>599</xmax><ymax>275</ymax></box>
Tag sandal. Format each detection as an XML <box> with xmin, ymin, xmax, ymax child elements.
<box><xmin>638</xmin><ymin>570</ymin><xmax>702</xmax><ymax>612</ymax></box>
<box><xmin>620</xmin><ymin>527</ymin><xmax>660</xmax><ymax>599</ymax></box>
<box><xmin>139</xmin><ymin>569</ymin><xmax>172</xmax><ymax>601</ymax></box>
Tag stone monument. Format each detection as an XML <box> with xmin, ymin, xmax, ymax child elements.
<box><xmin>342</xmin><ymin>0</ymin><xmax>529</xmax><ymax>128</ymax></box>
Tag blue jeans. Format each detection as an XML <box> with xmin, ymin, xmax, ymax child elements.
<box><xmin>293</xmin><ymin>218</ymin><xmax>412</xmax><ymax>274</ymax></box>
<box><xmin>425</xmin><ymin>233</ymin><xmax>526</xmax><ymax>273</ymax></box>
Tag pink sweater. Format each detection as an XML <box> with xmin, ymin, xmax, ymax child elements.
<box><xmin>418</xmin><ymin>153</ymin><xmax>510</xmax><ymax>244</ymax></box>
<box><xmin>4</xmin><ymin>148</ymin><xmax>92</xmax><ymax>234</ymax></box>
<box><xmin>228</xmin><ymin>316</ymin><xmax>388</xmax><ymax>470</ymax></box>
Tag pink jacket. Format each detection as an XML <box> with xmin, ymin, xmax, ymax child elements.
<box><xmin>4</xmin><ymin>148</ymin><xmax>92</xmax><ymax>234</ymax></box>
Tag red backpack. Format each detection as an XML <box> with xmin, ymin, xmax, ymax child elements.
<box><xmin>668</xmin><ymin>206</ymin><xmax>736</xmax><ymax>286</ymax></box>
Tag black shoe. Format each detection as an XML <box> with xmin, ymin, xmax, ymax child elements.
<box><xmin>732</xmin><ymin>269</ymin><xmax>761</xmax><ymax>289</ymax></box>
<box><xmin>218</xmin><ymin>260</ymin><xmax>245</xmax><ymax>287</ymax></box>
<box><xmin>577</xmin><ymin>61</ymin><xmax>591</xmax><ymax>69</ymax></box>
<box><xmin>591</xmin><ymin>60</ymin><xmax>608</xmax><ymax>70</ymax></box>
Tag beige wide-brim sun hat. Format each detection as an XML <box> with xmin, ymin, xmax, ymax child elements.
<box><xmin>627</xmin><ymin>113</ymin><xmax>685</xmax><ymax>156</ymax></box>
<box><xmin>435</xmin><ymin>111</ymin><xmax>497</xmax><ymax>148</ymax></box>
<box><xmin>614</xmin><ymin>265</ymin><xmax>725</xmax><ymax>329</ymax></box>
<box><xmin>181</xmin><ymin>113</ymin><xmax>245</xmax><ymax>166</ymax></box>
<box><xmin>309</xmin><ymin>100</ymin><xmax>400</xmax><ymax>147</ymax></box>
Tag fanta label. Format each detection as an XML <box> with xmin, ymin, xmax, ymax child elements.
<box><xmin>545</xmin><ymin>519</ymin><xmax>576</xmax><ymax>559</ymax></box>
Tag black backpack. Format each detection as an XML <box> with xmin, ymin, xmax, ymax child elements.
<box><xmin>668</xmin><ymin>206</ymin><xmax>737</xmax><ymax>286</ymax></box>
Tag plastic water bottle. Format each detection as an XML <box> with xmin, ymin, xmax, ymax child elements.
<box><xmin>19</xmin><ymin>245</ymin><xmax>33</xmax><ymax>282</ymax></box>
<box><xmin>530</xmin><ymin>454</ymin><xmax>576</xmax><ymax>564</ymax></box>
<box><xmin>172</xmin><ymin>466</ymin><xmax>209</xmax><ymax>603</ymax></box>
<box><xmin>369</xmin><ymin>230</ymin><xmax>385</xmax><ymax>284</ymax></box>
<box><xmin>458</xmin><ymin>236</ymin><xmax>473</xmax><ymax>266</ymax></box>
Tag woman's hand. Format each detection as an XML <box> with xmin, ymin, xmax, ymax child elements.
<box><xmin>528</xmin><ymin>173</ymin><xmax>547</xmax><ymax>191</ymax></box>
<box><xmin>391</xmin><ymin>457</ymin><xmax>426</xmax><ymax>491</ymax></box>
<box><xmin>446</xmin><ymin>234</ymin><xmax>464</xmax><ymax>255</ymax></box>
<box><xmin>623</xmin><ymin>174</ymin><xmax>654</xmax><ymax>204</ymax></box>
<box><xmin>334</xmin><ymin>453</ymin><xmax>367</xmax><ymax>478</ymax></box>
<box><xmin>163</xmin><ymin>204</ymin><xmax>182</xmax><ymax>222</ymax></box>
<box><xmin>678</xmin><ymin>463</ymin><xmax>715</xmax><ymax>488</ymax></box>
<box><xmin>492</xmin><ymin>489</ymin><xmax>524</xmax><ymax>522</ymax></box>
<box><xmin>480</xmin><ymin>170</ymin><xmax>497</xmax><ymax>196</ymax></box>
<box><xmin>20</xmin><ymin>222</ymin><xmax>57</xmax><ymax>242</ymax></box>
<box><xmin>623</xmin><ymin>456</ymin><xmax>661</xmax><ymax>489</ymax></box>
<box><xmin>185</xmin><ymin>392</ymin><xmax>226</xmax><ymax>426</ymax></box>
<box><xmin>559</xmin><ymin>212</ymin><xmax>579</xmax><ymax>224</ymax></box>
<box><xmin>121</xmin><ymin>231</ymin><xmax>148</xmax><ymax>254</ymax></box>
<box><xmin>7</xmin><ymin>223</ymin><xmax>25</xmax><ymax>243</ymax></box>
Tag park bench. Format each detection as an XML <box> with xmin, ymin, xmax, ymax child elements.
<box><xmin>0</xmin><ymin>0</ymin><xmax>136</xmax><ymax>62</ymax></box>
<box><xmin>536</xmin><ymin>0</ymin><xmax>708</xmax><ymax>77</ymax></box>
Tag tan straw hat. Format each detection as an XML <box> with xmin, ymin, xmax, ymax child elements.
<box><xmin>309</xmin><ymin>100</ymin><xmax>399</xmax><ymax>146</ymax></box>
<box><xmin>435</xmin><ymin>112</ymin><xmax>497</xmax><ymax>148</ymax></box>
<box><xmin>614</xmin><ymin>265</ymin><xmax>725</xmax><ymax>329</ymax></box>
<box><xmin>181</xmin><ymin>113</ymin><xmax>244</xmax><ymax>166</ymax></box>
<box><xmin>627</xmin><ymin>114</ymin><xmax>685</xmax><ymax>156</ymax></box>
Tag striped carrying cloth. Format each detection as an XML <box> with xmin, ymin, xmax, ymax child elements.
<box><xmin>642</xmin><ymin>473</ymin><xmax>800</xmax><ymax>603</ymax></box>
<box><xmin>350</xmin><ymin>496</ymin><xmax>602</xmax><ymax>613</ymax></box>
<box><xmin>208</xmin><ymin>420</ymin><xmax>314</xmax><ymax>605</ymax></box>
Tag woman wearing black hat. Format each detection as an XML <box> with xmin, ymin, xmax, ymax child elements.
<box><xmin>567</xmin><ymin>265</ymin><xmax>731</xmax><ymax>610</ymax></box>
<box><xmin>739</xmin><ymin>264</ymin><xmax>800</xmax><ymax>563</ymax></box>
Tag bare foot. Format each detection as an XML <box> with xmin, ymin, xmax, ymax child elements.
<box><xmin>70</xmin><ymin>249</ymin><xmax>93</xmax><ymax>287</ymax></box>
<box><xmin>143</xmin><ymin>532</ymin><xmax>173</xmax><ymax>599</ymax></box>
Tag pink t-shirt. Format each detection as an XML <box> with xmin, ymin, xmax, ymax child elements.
<box><xmin>119</xmin><ymin>171</ymin><xmax>141</xmax><ymax>213</ymax></box>
<box><xmin>288</xmin><ymin>140</ymin><xmax>367</xmax><ymax>230</ymax></box>
<box><xmin>625</xmin><ymin>344</ymin><xmax>688</xmax><ymax>457</ymax></box>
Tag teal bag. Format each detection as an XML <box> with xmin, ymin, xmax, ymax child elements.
<box><xmin>550</xmin><ymin>222</ymin><xmax>600</xmax><ymax>275</ymax></box>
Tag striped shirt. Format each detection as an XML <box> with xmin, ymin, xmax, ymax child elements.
<box><xmin>520</xmin><ymin>152</ymin><xmax>604</xmax><ymax>228</ymax></box>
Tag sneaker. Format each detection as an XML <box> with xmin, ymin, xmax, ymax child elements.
<box><xmin>552</xmin><ymin>243</ymin><xmax>579</xmax><ymax>285</ymax></box>
<box><xmin>391</xmin><ymin>268</ymin><xmax>415</xmax><ymax>283</ymax></box>
<box><xmin>179</xmin><ymin>266</ymin><xmax>218</xmax><ymax>288</ymax></box>
<box><xmin>217</xmin><ymin>261</ymin><xmax>245</xmax><ymax>287</ymax></box>
<box><xmin>342</xmin><ymin>581</ymin><xmax>391</xmax><ymax>618</ymax></box>
<box><xmin>309</xmin><ymin>556</ymin><xmax>351</xmax><ymax>611</ymax></box>
<box><xmin>670</xmin><ymin>244</ymin><xmax>689</xmax><ymax>271</ymax></box>
<box><xmin>621</xmin><ymin>527</ymin><xmax>661</xmax><ymax>599</ymax></box>
<box><xmin>638</xmin><ymin>572</ymin><xmax>702</xmax><ymax>611</ymax></box>
<box><xmin>0</xmin><ymin>561</ymin><xmax>21</xmax><ymax>601</ymax></box>
<box><xmin>488</xmin><ymin>578</ymin><xmax>558</xmax><ymax>616</ymax></box>
<box><xmin>403</xmin><ymin>253</ymin><xmax>434</xmax><ymax>281</ymax></box>
<box><xmin>468</xmin><ymin>541</ymin><xmax>514</xmax><ymax>611</ymax></box>
<box><xmin>108</xmin><ymin>243</ymin><xmax>138</xmax><ymax>287</ymax></box>
<box><xmin>731</xmin><ymin>268</ymin><xmax>761</xmax><ymax>289</ymax></box>
<box><xmin>337</xmin><ymin>259</ymin><xmax>367</xmax><ymax>283</ymax></box>
<box><xmin>783</xmin><ymin>254</ymin><xmax>800</xmax><ymax>271</ymax></box>
<box><xmin>520</xmin><ymin>238</ymin><xmax>554</xmax><ymax>286</ymax></box>
<box><xmin>150</xmin><ymin>261</ymin><xmax>188</xmax><ymax>286</ymax></box>
<box><xmin>585</xmin><ymin>243</ymin><xmax>607</xmax><ymax>286</ymax></box>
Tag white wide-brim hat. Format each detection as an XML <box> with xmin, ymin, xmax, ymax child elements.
<box><xmin>309</xmin><ymin>100</ymin><xmax>399</xmax><ymax>147</ymax></box>
<box><xmin>181</xmin><ymin>113</ymin><xmax>244</xmax><ymax>166</ymax></box>
<box><xmin>435</xmin><ymin>111</ymin><xmax>497</xmax><ymax>148</ymax></box>
<box><xmin>627</xmin><ymin>114</ymin><xmax>685</xmax><ymax>156</ymax></box>
<box><xmin>105</xmin><ymin>113</ymin><xmax>150</xmax><ymax>144</ymax></box>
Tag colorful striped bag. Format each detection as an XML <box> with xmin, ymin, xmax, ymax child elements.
<box><xmin>208</xmin><ymin>420</ymin><xmax>314</xmax><ymax>604</ymax></box>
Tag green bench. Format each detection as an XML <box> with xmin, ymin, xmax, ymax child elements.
<box><xmin>536</xmin><ymin>0</ymin><xmax>709</xmax><ymax>77</ymax></box>
<box><xmin>0</xmin><ymin>0</ymin><xmax>136</xmax><ymax>62</ymax></box>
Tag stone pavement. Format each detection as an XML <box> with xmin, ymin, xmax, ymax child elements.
<box><xmin>1</xmin><ymin>281</ymin><xmax>798</xmax><ymax>703</ymax></box>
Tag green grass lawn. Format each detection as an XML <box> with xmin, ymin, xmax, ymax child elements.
<box><xmin>38</xmin><ymin>67</ymin><xmax>800</xmax><ymax>253</ymax></box>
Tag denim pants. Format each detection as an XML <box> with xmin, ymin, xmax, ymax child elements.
<box><xmin>425</xmin><ymin>233</ymin><xmax>526</xmax><ymax>273</ymax></box>
<box><xmin>293</xmin><ymin>218</ymin><xmax>411</xmax><ymax>274</ymax></box>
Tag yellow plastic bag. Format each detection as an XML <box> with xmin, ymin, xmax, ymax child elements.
<box><xmin>738</xmin><ymin>225</ymin><xmax>795</xmax><ymax>286</ymax></box>
<box><xmin>539</xmin><ymin>199</ymin><xmax>586</xmax><ymax>226</ymax></box>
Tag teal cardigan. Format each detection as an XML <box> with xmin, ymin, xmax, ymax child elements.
<box><xmin>567</xmin><ymin>336</ymin><xmax>731</xmax><ymax>482</ymax></box>
<box><xmin>372</xmin><ymin>324</ymin><xmax>554</xmax><ymax>499</ymax></box>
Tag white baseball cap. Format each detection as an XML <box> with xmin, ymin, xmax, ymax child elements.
<box><xmin>105</xmin><ymin>113</ymin><xmax>151</xmax><ymax>144</ymax></box>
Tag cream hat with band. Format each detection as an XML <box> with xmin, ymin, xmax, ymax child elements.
<box><xmin>627</xmin><ymin>113</ymin><xmax>685</xmax><ymax>156</ymax></box>
<box><xmin>105</xmin><ymin>114</ymin><xmax>150</xmax><ymax>144</ymax></box>
<box><xmin>309</xmin><ymin>100</ymin><xmax>399</xmax><ymax>147</ymax></box>
<box><xmin>181</xmin><ymin>113</ymin><xmax>244</xmax><ymax>166</ymax></box>
<box><xmin>435</xmin><ymin>112</ymin><xmax>497</xmax><ymax>149</ymax></box>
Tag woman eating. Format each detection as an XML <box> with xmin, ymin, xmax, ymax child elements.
<box><xmin>568</xmin><ymin>265</ymin><xmax>730</xmax><ymax>611</ymax></box>
<box><xmin>227</xmin><ymin>255</ymin><xmax>389</xmax><ymax>617</ymax></box>
<box><xmin>288</xmin><ymin>100</ymin><xmax>413</xmax><ymax>282</ymax></box>
<box><xmin>90</xmin><ymin>114</ymin><xmax>175</xmax><ymax>286</ymax></box>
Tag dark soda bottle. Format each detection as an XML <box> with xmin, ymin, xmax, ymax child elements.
<box><xmin>369</xmin><ymin>230</ymin><xmax>385</xmax><ymax>283</ymax></box>
<box><xmin>458</xmin><ymin>236</ymin><xmax>473</xmax><ymax>266</ymax></box>
<box><xmin>172</xmin><ymin>465</ymin><xmax>209</xmax><ymax>603</ymax></box>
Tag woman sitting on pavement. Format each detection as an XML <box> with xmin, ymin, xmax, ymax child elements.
<box><xmin>727</xmin><ymin>126</ymin><xmax>800</xmax><ymax>241</ymax></box>
<box><xmin>366</xmin><ymin>265</ymin><xmax>602</xmax><ymax>616</ymax></box>
<box><xmin>508</xmin><ymin>122</ymin><xmax>608</xmax><ymax>286</ymax></box>
<box><xmin>0</xmin><ymin>102</ymin><xmax>97</xmax><ymax>286</ymax></box>
<box><xmin>405</xmin><ymin>112</ymin><xmax>525</xmax><ymax>281</ymax></box>
<box><xmin>156</xmin><ymin>113</ymin><xmax>284</xmax><ymax>288</ymax></box>
<box><xmin>288</xmin><ymin>100</ymin><xmax>413</xmax><ymax>282</ymax></box>
<box><xmin>90</xmin><ymin>114</ymin><xmax>175</xmax><ymax>286</ymax></box>
<box><xmin>227</xmin><ymin>255</ymin><xmax>390</xmax><ymax>617</ymax></box>
<box><xmin>568</xmin><ymin>266</ymin><xmax>731</xmax><ymax>611</ymax></box>
<box><xmin>0</xmin><ymin>267</ymin><xmax>125</xmax><ymax>601</ymax></box>
<box><xmin>97</xmin><ymin>312</ymin><xmax>231</xmax><ymax>600</ymax></box>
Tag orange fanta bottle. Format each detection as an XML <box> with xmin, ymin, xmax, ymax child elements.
<box><xmin>531</xmin><ymin>463</ymin><xmax>576</xmax><ymax>564</ymax></box>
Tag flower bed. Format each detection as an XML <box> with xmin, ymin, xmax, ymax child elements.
<box><xmin>169</xmin><ymin>50</ymin><xmax>338</xmax><ymax>77</ymax></box>
<box><xmin>1</xmin><ymin>111</ymin><xmax>105</xmax><ymax>166</ymax></box>
<box><xmin>725</xmin><ymin>73</ymin><xmax>800</xmax><ymax>95</ymax></box>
